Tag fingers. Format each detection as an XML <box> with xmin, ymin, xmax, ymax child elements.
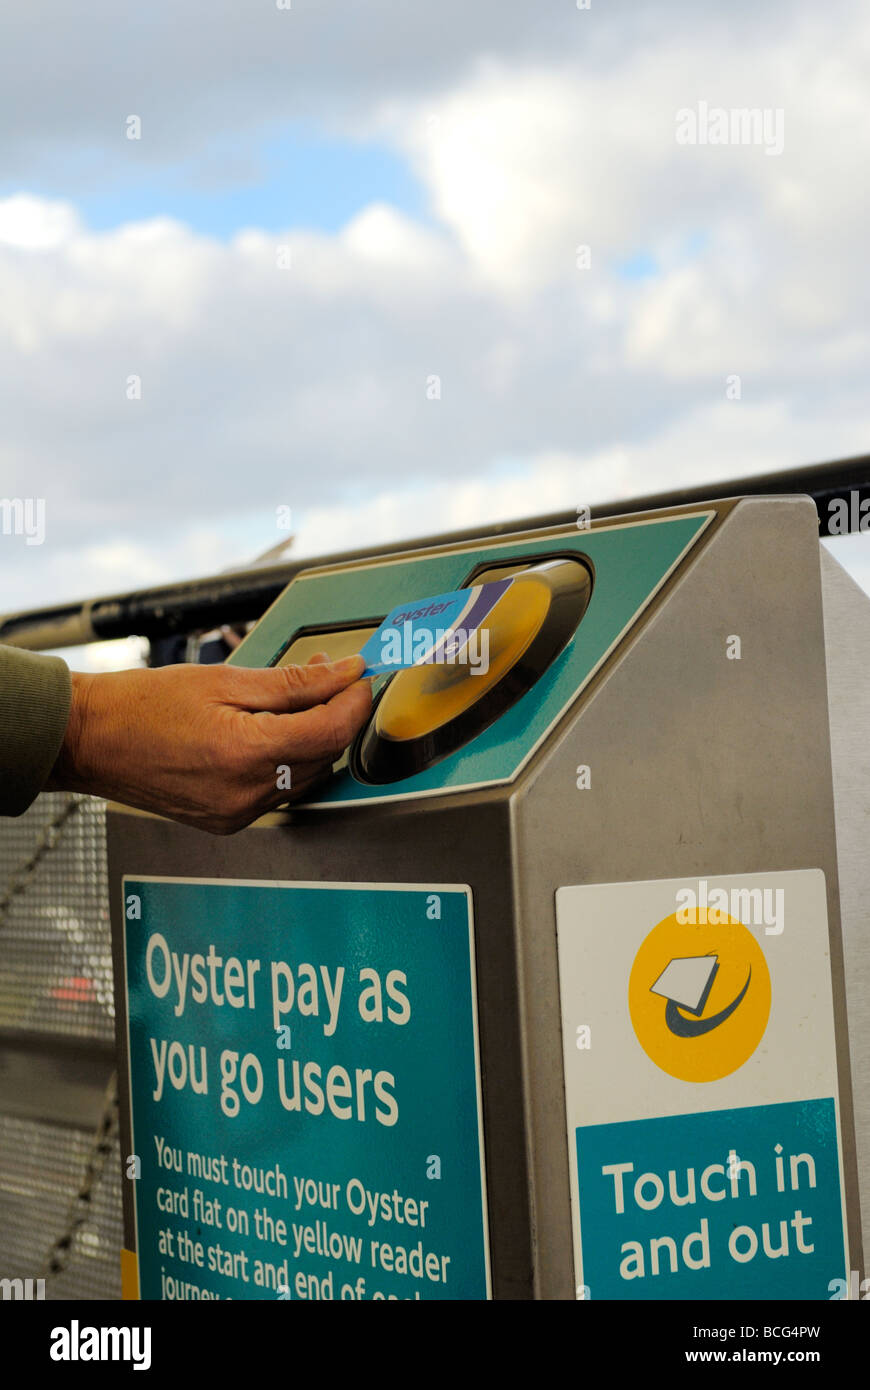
<box><xmin>225</xmin><ymin>654</ymin><xmax>366</xmax><ymax>713</ymax></box>
<box><xmin>279</xmin><ymin>760</ymin><xmax>336</xmax><ymax>805</ymax></box>
<box><xmin>204</xmin><ymin>757</ymin><xmax>337</xmax><ymax>833</ymax></box>
<box><xmin>248</xmin><ymin>757</ymin><xmax>335</xmax><ymax>819</ymax></box>
<box><xmin>255</xmin><ymin>678</ymin><xmax>372</xmax><ymax>764</ymax></box>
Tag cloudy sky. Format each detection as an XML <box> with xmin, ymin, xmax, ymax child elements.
<box><xmin>2</xmin><ymin>0</ymin><xmax>869</xmax><ymax>663</ymax></box>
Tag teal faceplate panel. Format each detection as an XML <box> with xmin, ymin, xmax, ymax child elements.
<box><xmin>228</xmin><ymin>512</ymin><xmax>714</xmax><ymax>805</ymax></box>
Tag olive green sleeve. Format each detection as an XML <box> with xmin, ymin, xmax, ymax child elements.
<box><xmin>0</xmin><ymin>645</ymin><xmax>72</xmax><ymax>816</ymax></box>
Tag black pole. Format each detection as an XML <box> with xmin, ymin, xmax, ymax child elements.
<box><xmin>2</xmin><ymin>453</ymin><xmax>868</xmax><ymax>651</ymax></box>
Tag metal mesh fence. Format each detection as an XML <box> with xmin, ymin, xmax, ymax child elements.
<box><xmin>0</xmin><ymin>1114</ymin><xmax>122</xmax><ymax>1300</ymax></box>
<box><xmin>0</xmin><ymin>793</ymin><xmax>114</xmax><ymax>1040</ymax></box>
<box><xmin>0</xmin><ymin>791</ymin><xmax>122</xmax><ymax>1300</ymax></box>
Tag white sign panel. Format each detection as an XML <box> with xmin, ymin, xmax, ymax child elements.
<box><xmin>556</xmin><ymin>871</ymin><xmax>849</xmax><ymax>1300</ymax></box>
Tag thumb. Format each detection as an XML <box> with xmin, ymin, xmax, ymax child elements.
<box><xmin>225</xmin><ymin>655</ymin><xmax>367</xmax><ymax>713</ymax></box>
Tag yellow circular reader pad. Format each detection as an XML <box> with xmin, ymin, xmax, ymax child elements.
<box><xmin>351</xmin><ymin>557</ymin><xmax>593</xmax><ymax>784</ymax></box>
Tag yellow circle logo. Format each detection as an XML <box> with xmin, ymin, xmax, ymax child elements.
<box><xmin>628</xmin><ymin>911</ymin><xmax>771</xmax><ymax>1082</ymax></box>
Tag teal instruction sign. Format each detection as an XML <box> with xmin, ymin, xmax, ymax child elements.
<box><xmin>576</xmin><ymin>1100</ymin><xmax>846</xmax><ymax>1300</ymax></box>
<box><xmin>122</xmin><ymin>877</ymin><xmax>490</xmax><ymax>1300</ymax></box>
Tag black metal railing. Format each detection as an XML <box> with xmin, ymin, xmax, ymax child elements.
<box><xmin>2</xmin><ymin>453</ymin><xmax>868</xmax><ymax>652</ymax></box>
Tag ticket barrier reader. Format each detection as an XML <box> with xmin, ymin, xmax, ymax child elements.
<box><xmin>108</xmin><ymin>497</ymin><xmax>869</xmax><ymax>1300</ymax></box>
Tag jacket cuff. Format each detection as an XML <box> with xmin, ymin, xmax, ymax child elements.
<box><xmin>0</xmin><ymin>646</ymin><xmax>73</xmax><ymax>816</ymax></box>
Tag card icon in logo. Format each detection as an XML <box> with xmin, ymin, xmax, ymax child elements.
<box><xmin>629</xmin><ymin>914</ymin><xmax>770</xmax><ymax>1083</ymax></box>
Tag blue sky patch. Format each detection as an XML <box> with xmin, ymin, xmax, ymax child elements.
<box><xmin>0</xmin><ymin>128</ymin><xmax>427</xmax><ymax>239</ymax></box>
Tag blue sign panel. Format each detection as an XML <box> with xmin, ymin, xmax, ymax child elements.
<box><xmin>122</xmin><ymin>877</ymin><xmax>490</xmax><ymax>1300</ymax></box>
<box><xmin>575</xmin><ymin>1100</ymin><xmax>846</xmax><ymax>1300</ymax></box>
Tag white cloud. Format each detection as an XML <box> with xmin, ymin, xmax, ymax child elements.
<box><xmin>0</xmin><ymin>193</ymin><xmax>80</xmax><ymax>249</ymax></box>
<box><xmin>2</xmin><ymin>0</ymin><xmax>870</xmax><ymax>628</ymax></box>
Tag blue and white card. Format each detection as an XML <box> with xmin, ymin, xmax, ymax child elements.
<box><xmin>358</xmin><ymin>579</ymin><xmax>513</xmax><ymax>677</ymax></box>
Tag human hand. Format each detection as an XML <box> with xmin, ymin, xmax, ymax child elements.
<box><xmin>47</xmin><ymin>652</ymin><xmax>371</xmax><ymax>834</ymax></box>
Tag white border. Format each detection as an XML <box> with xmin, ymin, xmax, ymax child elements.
<box><xmin>121</xmin><ymin>874</ymin><xmax>492</xmax><ymax>1301</ymax></box>
<box><xmin>288</xmin><ymin>510</ymin><xmax>716</xmax><ymax>807</ymax></box>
